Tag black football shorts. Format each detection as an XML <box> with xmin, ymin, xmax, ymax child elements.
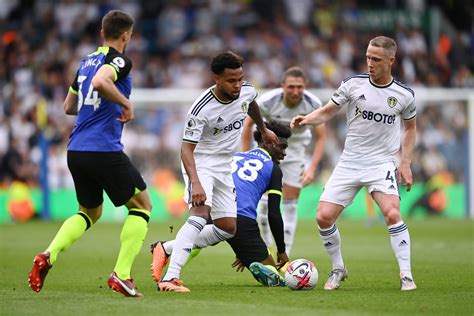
<box><xmin>226</xmin><ymin>215</ymin><xmax>269</xmax><ymax>268</ymax></box>
<box><xmin>67</xmin><ymin>151</ymin><xmax>146</xmax><ymax>208</ymax></box>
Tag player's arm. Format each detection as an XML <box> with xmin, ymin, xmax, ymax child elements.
<box><xmin>247</xmin><ymin>100</ymin><xmax>278</xmax><ymax>145</ymax></box>
<box><xmin>181</xmin><ymin>141</ymin><xmax>206</xmax><ymax>207</ymax></box>
<box><xmin>241</xmin><ymin>117</ymin><xmax>255</xmax><ymax>151</ymax></box>
<box><xmin>64</xmin><ymin>90</ymin><xmax>78</xmax><ymax>115</ymax></box>
<box><xmin>302</xmin><ymin>124</ymin><xmax>327</xmax><ymax>186</ymax></box>
<box><xmin>91</xmin><ymin>65</ymin><xmax>133</xmax><ymax>123</ymax></box>
<box><xmin>64</xmin><ymin>72</ymin><xmax>79</xmax><ymax>115</ymax></box>
<box><xmin>291</xmin><ymin>101</ymin><xmax>340</xmax><ymax>128</ymax></box>
<box><xmin>398</xmin><ymin>118</ymin><xmax>416</xmax><ymax>192</ymax></box>
<box><xmin>267</xmin><ymin>164</ymin><xmax>289</xmax><ymax>268</ymax></box>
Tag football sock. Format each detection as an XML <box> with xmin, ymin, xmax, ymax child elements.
<box><xmin>163</xmin><ymin>240</ymin><xmax>174</xmax><ymax>255</ymax></box>
<box><xmin>256</xmin><ymin>197</ymin><xmax>273</xmax><ymax>247</ymax></box>
<box><xmin>114</xmin><ymin>208</ymin><xmax>150</xmax><ymax>280</ymax></box>
<box><xmin>319</xmin><ymin>224</ymin><xmax>344</xmax><ymax>270</ymax></box>
<box><xmin>46</xmin><ymin>211</ymin><xmax>93</xmax><ymax>264</ymax></box>
<box><xmin>388</xmin><ymin>221</ymin><xmax>413</xmax><ymax>278</ymax></box>
<box><xmin>163</xmin><ymin>215</ymin><xmax>206</xmax><ymax>281</ymax></box>
<box><xmin>282</xmin><ymin>200</ymin><xmax>298</xmax><ymax>256</ymax></box>
<box><xmin>194</xmin><ymin>224</ymin><xmax>234</xmax><ymax>248</ymax></box>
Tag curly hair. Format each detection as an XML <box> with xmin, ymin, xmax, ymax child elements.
<box><xmin>253</xmin><ymin>120</ymin><xmax>292</xmax><ymax>143</ymax></box>
<box><xmin>210</xmin><ymin>51</ymin><xmax>244</xmax><ymax>75</ymax></box>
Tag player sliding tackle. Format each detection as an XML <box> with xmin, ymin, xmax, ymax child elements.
<box><xmin>291</xmin><ymin>36</ymin><xmax>417</xmax><ymax>291</ymax></box>
<box><xmin>151</xmin><ymin>121</ymin><xmax>291</xmax><ymax>287</ymax></box>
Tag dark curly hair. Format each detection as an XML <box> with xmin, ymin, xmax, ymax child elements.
<box><xmin>254</xmin><ymin>120</ymin><xmax>292</xmax><ymax>143</ymax></box>
<box><xmin>210</xmin><ymin>51</ymin><xmax>244</xmax><ymax>75</ymax></box>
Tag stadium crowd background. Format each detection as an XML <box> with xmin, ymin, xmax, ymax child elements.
<box><xmin>0</xmin><ymin>0</ymin><xmax>472</xmax><ymax>219</ymax></box>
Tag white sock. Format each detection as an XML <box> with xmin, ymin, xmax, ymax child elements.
<box><xmin>256</xmin><ymin>196</ymin><xmax>273</xmax><ymax>247</ymax></box>
<box><xmin>319</xmin><ymin>224</ymin><xmax>344</xmax><ymax>270</ymax></box>
<box><xmin>194</xmin><ymin>224</ymin><xmax>234</xmax><ymax>248</ymax></box>
<box><xmin>162</xmin><ymin>240</ymin><xmax>174</xmax><ymax>255</ymax></box>
<box><xmin>388</xmin><ymin>221</ymin><xmax>413</xmax><ymax>279</ymax></box>
<box><xmin>282</xmin><ymin>200</ymin><xmax>298</xmax><ymax>256</ymax></box>
<box><xmin>162</xmin><ymin>216</ymin><xmax>206</xmax><ymax>281</ymax></box>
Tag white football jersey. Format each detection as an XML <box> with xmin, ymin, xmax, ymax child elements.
<box><xmin>182</xmin><ymin>82</ymin><xmax>258</xmax><ymax>155</ymax></box>
<box><xmin>331</xmin><ymin>74</ymin><xmax>416</xmax><ymax>168</ymax></box>
<box><xmin>258</xmin><ymin>88</ymin><xmax>322</xmax><ymax>161</ymax></box>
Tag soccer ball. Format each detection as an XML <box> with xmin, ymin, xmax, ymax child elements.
<box><xmin>284</xmin><ymin>259</ymin><xmax>318</xmax><ymax>290</ymax></box>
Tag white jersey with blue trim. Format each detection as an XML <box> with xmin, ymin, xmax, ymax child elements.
<box><xmin>258</xmin><ymin>88</ymin><xmax>322</xmax><ymax>162</ymax></box>
<box><xmin>182</xmin><ymin>82</ymin><xmax>258</xmax><ymax>155</ymax></box>
<box><xmin>331</xmin><ymin>74</ymin><xmax>416</xmax><ymax>168</ymax></box>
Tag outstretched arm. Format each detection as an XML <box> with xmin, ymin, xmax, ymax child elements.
<box><xmin>398</xmin><ymin>118</ymin><xmax>417</xmax><ymax>192</ymax></box>
<box><xmin>247</xmin><ymin>100</ymin><xmax>278</xmax><ymax>145</ymax></box>
<box><xmin>291</xmin><ymin>101</ymin><xmax>340</xmax><ymax>128</ymax></box>
<box><xmin>241</xmin><ymin>116</ymin><xmax>255</xmax><ymax>151</ymax></box>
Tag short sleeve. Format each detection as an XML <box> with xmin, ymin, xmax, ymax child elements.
<box><xmin>330</xmin><ymin>81</ymin><xmax>350</xmax><ymax>107</ymax></box>
<box><xmin>104</xmin><ymin>52</ymin><xmax>132</xmax><ymax>81</ymax></box>
<box><xmin>267</xmin><ymin>163</ymin><xmax>283</xmax><ymax>196</ymax></box>
<box><xmin>402</xmin><ymin>96</ymin><xmax>416</xmax><ymax>120</ymax></box>
<box><xmin>69</xmin><ymin>71</ymin><xmax>79</xmax><ymax>95</ymax></box>
<box><xmin>182</xmin><ymin>114</ymin><xmax>207</xmax><ymax>144</ymax></box>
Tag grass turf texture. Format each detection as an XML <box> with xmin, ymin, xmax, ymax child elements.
<box><xmin>1</xmin><ymin>218</ymin><xmax>472</xmax><ymax>315</ymax></box>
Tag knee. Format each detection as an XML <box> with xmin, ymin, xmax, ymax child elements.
<box><xmin>215</xmin><ymin>219</ymin><xmax>237</xmax><ymax>236</ymax></box>
<box><xmin>81</xmin><ymin>206</ymin><xmax>102</xmax><ymax>223</ymax></box>
<box><xmin>316</xmin><ymin>208</ymin><xmax>335</xmax><ymax>228</ymax></box>
<box><xmin>384</xmin><ymin>207</ymin><xmax>401</xmax><ymax>225</ymax></box>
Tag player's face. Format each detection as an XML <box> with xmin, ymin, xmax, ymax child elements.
<box><xmin>268</xmin><ymin>138</ymin><xmax>288</xmax><ymax>163</ymax></box>
<box><xmin>282</xmin><ymin>76</ymin><xmax>305</xmax><ymax>107</ymax></box>
<box><xmin>366</xmin><ymin>44</ymin><xmax>395</xmax><ymax>84</ymax></box>
<box><xmin>214</xmin><ymin>68</ymin><xmax>244</xmax><ymax>101</ymax></box>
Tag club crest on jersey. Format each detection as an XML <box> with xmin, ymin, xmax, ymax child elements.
<box><xmin>241</xmin><ymin>102</ymin><xmax>248</xmax><ymax>113</ymax></box>
<box><xmin>387</xmin><ymin>96</ymin><xmax>398</xmax><ymax>108</ymax></box>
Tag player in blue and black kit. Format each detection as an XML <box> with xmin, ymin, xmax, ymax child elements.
<box><xmin>150</xmin><ymin>121</ymin><xmax>291</xmax><ymax>286</ymax></box>
<box><xmin>28</xmin><ymin>10</ymin><xmax>151</xmax><ymax>298</ymax></box>
<box><xmin>227</xmin><ymin>121</ymin><xmax>291</xmax><ymax>286</ymax></box>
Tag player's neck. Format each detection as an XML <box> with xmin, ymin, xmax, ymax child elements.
<box><xmin>370</xmin><ymin>73</ymin><xmax>393</xmax><ymax>86</ymax></box>
<box><xmin>103</xmin><ymin>40</ymin><xmax>125</xmax><ymax>54</ymax></box>
<box><xmin>211</xmin><ymin>86</ymin><xmax>233</xmax><ymax>103</ymax></box>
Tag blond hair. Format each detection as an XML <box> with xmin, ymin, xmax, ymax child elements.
<box><xmin>369</xmin><ymin>36</ymin><xmax>397</xmax><ymax>57</ymax></box>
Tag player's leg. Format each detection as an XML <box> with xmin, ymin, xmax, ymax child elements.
<box><xmin>29</xmin><ymin>151</ymin><xmax>102</xmax><ymax>293</ymax></box>
<box><xmin>372</xmin><ymin>191</ymin><xmax>416</xmax><ymax>290</ymax></box>
<box><xmin>100</xmin><ymin>151</ymin><xmax>150</xmax><ymax>297</ymax></box>
<box><xmin>227</xmin><ymin>216</ymin><xmax>284</xmax><ymax>286</ymax></box>
<box><xmin>282</xmin><ymin>184</ymin><xmax>300</xmax><ymax>256</ymax></box>
<box><xmin>158</xmin><ymin>205</ymin><xmax>208</xmax><ymax>292</ymax></box>
<box><xmin>317</xmin><ymin>165</ymin><xmax>358</xmax><ymax>290</ymax></box>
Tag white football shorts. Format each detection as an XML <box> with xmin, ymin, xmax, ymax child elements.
<box><xmin>320</xmin><ymin>161</ymin><xmax>399</xmax><ymax>207</ymax></box>
<box><xmin>182</xmin><ymin>153</ymin><xmax>237</xmax><ymax>219</ymax></box>
<box><xmin>280</xmin><ymin>159</ymin><xmax>305</xmax><ymax>188</ymax></box>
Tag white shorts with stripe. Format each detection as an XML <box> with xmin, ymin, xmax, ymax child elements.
<box><xmin>320</xmin><ymin>161</ymin><xmax>399</xmax><ymax>207</ymax></box>
<box><xmin>182</xmin><ymin>153</ymin><xmax>237</xmax><ymax>220</ymax></box>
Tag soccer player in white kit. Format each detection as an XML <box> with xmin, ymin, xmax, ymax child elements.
<box><xmin>292</xmin><ymin>36</ymin><xmax>417</xmax><ymax>291</ymax></box>
<box><xmin>155</xmin><ymin>51</ymin><xmax>278</xmax><ymax>292</ymax></box>
<box><xmin>242</xmin><ymin>67</ymin><xmax>326</xmax><ymax>256</ymax></box>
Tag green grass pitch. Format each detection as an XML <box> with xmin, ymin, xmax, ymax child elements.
<box><xmin>1</xmin><ymin>218</ymin><xmax>473</xmax><ymax>315</ymax></box>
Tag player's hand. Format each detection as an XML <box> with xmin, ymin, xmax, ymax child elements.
<box><xmin>301</xmin><ymin>167</ymin><xmax>316</xmax><ymax>186</ymax></box>
<box><xmin>191</xmin><ymin>182</ymin><xmax>207</xmax><ymax>207</ymax></box>
<box><xmin>117</xmin><ymin>104</ymin><xmax>134</xmax><ymax>123</ymax></box>
<box><xmin>397</xmin><ymin>161</ymin><xmax>413</xmax><ymax>192</ymax></box>
<box><xmin>276</xmin><ymin>252</ymin><xmax>289</xmax><ymax>270</ymax></box>
<box><xmin>291</xmin><ymin>115</ymin><xmax>306</xmax><ymax>128</ymax></box>
<box><xmin>261</xmin><ymin>128</ymin><xmax>279</xmax><ymax>147</ymax></box>
<box><xmin>231</xmin><ymin>258</ymin><xmax>245</xmax><ymax>272</ymax></box>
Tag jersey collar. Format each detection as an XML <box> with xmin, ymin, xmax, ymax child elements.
<box><xmin>369</xmin><ymin>76</ymin><xmax>394</xmax><ymax>88</ymax></box>
<box><xmin>255</xmin><ymin>147</ymin><xmax>272</xmax><ymax>159</ymax></box>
